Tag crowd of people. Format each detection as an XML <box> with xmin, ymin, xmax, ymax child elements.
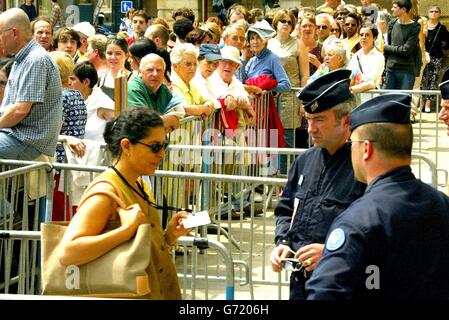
<box><xmin>1</xmin><ymin>0</ymin><xmax>449</xmax><ymax>300</ymax></box>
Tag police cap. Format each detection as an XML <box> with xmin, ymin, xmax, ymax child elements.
<box><xmin>350</xmin><ymin>93</ymin><xmax>411</xmax><ymax>131</ymax></box>
<box><xmin>298</xmin><ymin>69</ymin><xmax>352</xmax><ymax>114</ymax></box>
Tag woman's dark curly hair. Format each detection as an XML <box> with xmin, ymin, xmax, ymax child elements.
<box><xmin>103</xmin><ymin>107</ymin><xmax>164</xmax><ymax>158</ymax></box>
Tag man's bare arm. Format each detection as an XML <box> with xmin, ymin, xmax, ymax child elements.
<box><xmin>0</xmin><ymin>102</ymin><xmax>32</xmax><ymax>128</ymax></box>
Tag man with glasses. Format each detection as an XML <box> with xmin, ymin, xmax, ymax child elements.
<box><xmin>383</xmin><ymin>0</ymin><xmax>420</xmax><ymax>90</ymax></box>
<box><xmin>316</xmin><ymin>13</ymin><xmax>336</xmax><ymax>47</ymax></box>
<box><xmin>270</xmin><ymin>69</ymin><xmax>365</xmax><ymax>300</ymax></box>
<box><xmin>0</xmin><ymin>8</ymin><xmax>62</xmax><ymax>160</ymax></box>
<box><xmin>344</xmin><ymin>12</ymin><xmax>362</xmax><ymax>54</ymax></box>
<box><xmin>306</xmin><ymin>93</ymin><xmax>449</xmax><ymax>299</ymax></box>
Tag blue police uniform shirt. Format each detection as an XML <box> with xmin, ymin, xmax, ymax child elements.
<box><xmin>274</xmin><ymin>143</ymin><xmax>366</xmax><ymax>252</ymax></box>
<box><xmin>306</xmin><ymin>166</ymin><xmax>449</xmax><ymax>299</ymax></box>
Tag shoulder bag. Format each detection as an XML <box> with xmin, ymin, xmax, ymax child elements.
<box><xmin>41</xmin><ymin>178</ymin><xmax>152</xmax><ymax>298</ymax></box>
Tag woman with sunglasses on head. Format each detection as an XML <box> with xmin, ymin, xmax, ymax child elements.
<box><xmin>58</xmin><ymin>107</ymin><xmax>191</xmax><ymax>299</ymax></box>
<box><xmin>97</xmin><ymin>36</ymin><xmax>132</xmax><ymax>101</ymax></box>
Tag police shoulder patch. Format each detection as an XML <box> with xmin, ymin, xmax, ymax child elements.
<box><xmin>326</xmin><ymin>228</ymin><xmax>346</xmax><ymax>251</ymax></box>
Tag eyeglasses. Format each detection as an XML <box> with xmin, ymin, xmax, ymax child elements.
<box><xmin>345</xmin><ymin>23</ymin><xmax>357</xmax><ymax>27</ymax></box>
<box><xmin>280</xmin><ymin>19</ymin><xmax>293</xmax><ymax>26</ymax></box>
<box><xmin>317</xmin><ymin>25</ymin><xmax>328</xmax><ymax>30</ymax></box>
<box><xmin>137</xmin><ymin>140</ymin><xmax>169</xmax><ymax>153</ymax></box>
<box><xmin>181</xmin><ymin>62</ymin><xmax>198</xmax><ymax>69</ymax></box>
<box><xmin>346</xmin><ymin>139</ymin><xmax>376</xmax><ymax>146</ymax></box>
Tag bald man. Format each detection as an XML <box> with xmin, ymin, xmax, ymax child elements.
<box><xmin>0</xmin><ymin>8</ymin><xmax>62</xmax><ymax>160</ymax></box>
<box><xmin>128</xmin><ymin>53</ymin><xmax>184</xmax><ymax>132</ymax></box>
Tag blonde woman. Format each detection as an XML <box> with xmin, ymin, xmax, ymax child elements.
<box><xmin>49</xmin><ymin>51</ymin><xmax>87</xmax><ymax>220</ymax></box>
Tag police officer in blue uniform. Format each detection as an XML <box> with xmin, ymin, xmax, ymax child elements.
<box><xmin>306</xmin><ymin>93</ymin><xmax>449</xmax><ymax>299</ymax></box>
<box><xmin>270</xmin><ymin>69</ymin><xmax>366</xmax><ymax>300</ymax></box>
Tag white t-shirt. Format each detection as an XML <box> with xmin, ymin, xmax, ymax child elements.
<box><xmin>348</xmin><ymin>47</ymin><xmax>385</xmax><ymax>89</ymax></box>
<box><xmin>84</xmin><ymin>86</ymin><xmax>115</xmax><ymax>143</ymax></box>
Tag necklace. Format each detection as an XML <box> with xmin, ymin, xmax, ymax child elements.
<box><xmin>111</xmin><ymin>166</ymin><xmax>192</xmax><ymax>213</ymax></box>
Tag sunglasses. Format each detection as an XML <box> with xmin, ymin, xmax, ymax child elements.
<box><xmin>317</xmin><ymin>25</ymin><xmax>328</xmax><ymax>30</ymax></box>
<box><xmin>280</xmin><ymin>19</ymin><xmax>293</xmax><ymax>26</ymax></box>
<box><xmin>106</xmin><ymin>35</ymin><xmax>127</xmax><ymax>44</ymax></box>
<box><xmin>137</xmin><ymin>140</ymin><xmax>169</xmax><ymax>153</ymax></box>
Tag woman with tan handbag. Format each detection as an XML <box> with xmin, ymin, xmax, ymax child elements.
<box><xmin>56</xmin><ymin>107</ymin><xmax>191</xmax><ymax>299</ymax></box>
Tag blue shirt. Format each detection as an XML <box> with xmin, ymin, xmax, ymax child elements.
<box><xmin>243</xmin><ymin>47</ymin><xmax>291</xmax><ymax>93</ymax></box>
<box><xmin>1</xmin><ymin>39</ymin><xmax>63</xmax><ymax>156</ymax></box>
<box><xmin>306</xmin><ymin>166</ymin><xmax>449</xmax><ymax>299</ymax></box>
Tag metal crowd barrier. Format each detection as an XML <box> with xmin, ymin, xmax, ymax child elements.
<box><xmin>292</xmin><ymin>87</ymin><xmax>448</xmax><ymax>187</ymax></box>
<box><xmin>0</xmin><ymin>230</ymin><xmax>237</xmax><ymax>300</ymax></box>
<box><xmin>0</xmin><ymin>148</ymin><xmax>442</xmax><ymax>299</ymax></box>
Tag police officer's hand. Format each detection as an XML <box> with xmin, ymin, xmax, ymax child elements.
<box><xmin>270</xmin><ymin>244</ymin><xmax>292</xmax><ymax>272</ymax></box>
<box><xmin>295</xmin><ymin>243</ymin><xmax>325</xmax><ymax>272</ymax></box>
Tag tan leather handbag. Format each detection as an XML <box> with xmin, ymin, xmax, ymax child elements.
<box><xmin>41</xmin><ymin>179</ymin><xmax>152</xmax><ymax>298</ymax></box>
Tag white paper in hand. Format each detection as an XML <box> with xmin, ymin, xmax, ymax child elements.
<box><xmin>182</xmin><ymin>211</ymin><xmax>211</xmax><ymax>228</ymax></box>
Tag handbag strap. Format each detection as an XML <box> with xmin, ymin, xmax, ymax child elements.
<box><xmin>356</xmin><ymin>54</ymin><xmax>364</xmax><ymax>74</ymax></box>
<box><xmin>428</xmin><ymin>25</ymin><xmax>442</xmax><ymax>54</ymax></box>
<box><xmin>77</xmin><ymin>178</ymin><xmax>127</xmax><ymax>209</ymax></box>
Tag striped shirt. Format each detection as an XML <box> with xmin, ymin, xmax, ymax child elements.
<box><xmin>0</xmin><ymin>39</ymin><xmax>63</xmax><ymax>156</ymax></box>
